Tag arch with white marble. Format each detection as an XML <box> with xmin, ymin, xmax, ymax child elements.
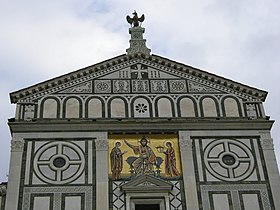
<box><xmin>221</xmin><ymin>96</ymin><xmax>242</xmax><ymax>117</ymax></box>
<box><xmin>40</xmin><ymin>96</ymin><xmax>60</xmax><ymax>118</ymax></box>
<box><xmin>85</xmin><ymin>97</ymin><xmax>105</xmax><ymax>118</ymax></box>
<box><xmin>62</xmin><ymin>96</ymin><xmax>82</xmax><ymax>118</ymax></box>
<box><xmin>108</xmin><ymin>97</ymin><xmax>128</xmax><ymax>118</ymax></box>
<box><xmin>155</xmin><ymin>96</ymin><xmax>175</xmax><ymax>117</ymax></box>
<box><xmin>200</xmin><ymin>96</ymin><xmax>220</xmax><ymax>117</ymax></box>
<box><xmin>131</xmin><ymin>96</ymin><xmax>152</xmax><ymax>118</ymax></box>
<box><xmin>177</xmin><ymin>96</ymin><xmax>198</xmax><ymax>117</ymax></box>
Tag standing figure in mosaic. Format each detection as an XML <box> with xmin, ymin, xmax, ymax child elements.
<box><xmin>110</xmin><ymin>142</ymin><xmax>127</xmax><ymax>180</ymax></box>
<box><xmin>162</xmin><ymin>142</ymin><xmax>180</xmax><ymax>177</ymax></box>
<box><xmin>124</xmin><ymin>137</ymin><xmax>156</xmax><ymax>175</ymax></box>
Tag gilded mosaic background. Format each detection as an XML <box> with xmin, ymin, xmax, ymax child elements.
<box><xmin>108</xmin><ymin>134</ymin><xmax>182</xmax><ymax>180</ymax></box>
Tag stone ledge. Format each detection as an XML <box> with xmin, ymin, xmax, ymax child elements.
<box><xmin>8</xmin><ymin>118</ymin><xmax>274</xmax><ymax>133</ymax></box>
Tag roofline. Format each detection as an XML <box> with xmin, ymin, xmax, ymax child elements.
<box><xmin>10</xmin><ymin>53</ymin><xmax>268</xmax><ymax>103</ymax></box>
<box><xmin>151</xmin><ymin>54</ymin><xmax>268</xmax><ymax>101</ymax></box>
<box><xmin>10</xmin><ymin>53</ymin><xmax>127</xmax><ymax>103</ymax></box>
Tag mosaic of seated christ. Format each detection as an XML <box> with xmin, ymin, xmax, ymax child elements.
<box><xmin>109</xmin><ymin>134</ymin><xmax>182</xmax><ymax>180</ymax></box>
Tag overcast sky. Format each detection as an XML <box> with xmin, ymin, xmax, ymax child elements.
<box><xmin>0</xmin><ymin>0</ymin><xmax>279</xmax><ymax>181</ymax></box>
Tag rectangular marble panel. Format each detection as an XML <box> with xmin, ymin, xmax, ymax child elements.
<box><xmin>194</xmin><ymin>139</ymin><xmax>204</xmax><ymax>182</ymax></box>
<box><xmin>88</xmin><ymin>141</ymin><xmax>93</xmax><ymax>184</ymax></box>
<box><xmin>242</xmin><ymin>194</ymin><xmax>260</xmax><ymax>210</ymax></box>
<box><xmin>64</xmin><ymin>196</ymin><xmax>82</xmax><ymax>210</ymax></box>
<box><xmin>32</xmin><ymin>196</ymin><xmax>51</xmax><ymax>210</ymax></box>
<box><xmin>212</xmin><ymin>194</ymin><xmax>230</xmax><ymax>210</ymax></box>
<box><xmin>24</xmin><ymin>141</ymin><xmax>32</xmax><ymax>185</ymax></box>
<box><xmin>253</xmin><ymin>139</ymin><xmax>265</xmax><ymax>181</ymax></box>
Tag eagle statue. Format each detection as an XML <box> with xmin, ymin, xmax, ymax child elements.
<box><xmin>126</xmin><ymin>11</ymin><xmax>145</xmax><ymax>27</ymax></box>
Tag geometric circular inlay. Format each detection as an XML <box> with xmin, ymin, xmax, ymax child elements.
<box><xmin>204</xmin><ymin>139</ymin><xmax>255</xmax><ymax>182</ymax></box>
<box><xmin>33</xmin><ymin>141</ymin><xmax>85</xmax><ymax>184</ymax></box>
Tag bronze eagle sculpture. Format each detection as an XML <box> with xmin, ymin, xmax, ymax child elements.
<box><xmin>126</xmin><ymin>11</ymin><xmax>145</xmax><ymax>27</ymax></box>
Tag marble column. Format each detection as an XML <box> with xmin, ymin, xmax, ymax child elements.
<box><xmin>260</xmin><ymin>131</ymin><xmax>280</xmax><ymax>209</ymax></box>
<box><xmin>95</xmin><ymin>132</ymin><xmax>109</xmax><ymax>210</ymax></box>
<box><xmin>179</xmin><ymin>131</ymin><xmax>199</xmax><ymax>210</ymax></box>
<box><xmin>5</xmin><ymin>137</ymin><xmax>24</xmax><ymax>210</ymax></box>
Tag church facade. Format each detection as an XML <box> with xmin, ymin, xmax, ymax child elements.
<box><xmin>4</xmin><ymin>13</ymin><xmax>280</xmax><ymax>210</ymax></box>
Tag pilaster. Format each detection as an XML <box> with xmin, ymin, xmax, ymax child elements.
<box><xmin>179</xmin><ymin>131</ymin><xmax>199</xmax><ymax>210</ymax></box>
<box><xmin>95</xmin><ymin>132</ymin><xmax>109</xmax><ymax>210</ymax></box>
<box><xmin>259</xmin><ymin>131</ymin><xmax>280</xmax><ymax>209</ymax></box>
<box><xmin>5</xmin><ymin>137</ymin><xmax>24</xmax><ymax>210</ymax></box>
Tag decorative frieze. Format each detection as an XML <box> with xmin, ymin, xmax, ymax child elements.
<box><xmin>188</xmin><ymin>81</ymin><xmax>219</xmax><ymax>92</ymax></box>
<box><xmin>151</xmin><ymin>80</ymin><xmax>168</xmax><ymax>93</ymax></box>
<box><xmin>246</xmin><ymin>103</ymin><xmax>258</xmax><ymax>119</ymax></box>
<box><xmin>113</xmin><ymin>80</ymin><xmax>130</xmax><ymax>93</ymax></box>
<box><xmin>130</xmin><ymin>64</ymin><xmax>148</xmax><ymax>79</ymax></box>
<box><xmin>94</xmin><ymin>80</ymin><xmax>111</xmax><ymax>93</ymax></box>
<box><xmin>169</xmin><ymin>80</ymin><xmax>187</xmax><ymax>93</ymax></box>
<box><xmin>132</xmin><ymin>80</ymin><xmax>149</xmax><ymax>92</ymax></box>
<box><xmin>59</xmin><ymin>81</ymin><xmax>92</xmax><ymax>93</ymax></box>
<box><xmin>23</xmin><ymin>104</ymin><xmax>35</xmax><ymax>121</ymax></box>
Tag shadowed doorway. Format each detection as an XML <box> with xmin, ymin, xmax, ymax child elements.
<box><xmin>135</xmin><ymin>204</ymin><xmax>160</xmax><ymax>210</ymax></box>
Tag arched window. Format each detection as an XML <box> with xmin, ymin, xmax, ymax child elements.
<box><xmin>132</xmin><ymin>97</ymin><xmax>151</xmax><ymax>118</ymax></box>
<box><xmin>63</xmin><ymin>97</ymin><xmax>82</xmax><ymax>118</ymax></box>
<box><xmin>223</xmin><ymin>97</ymin><xmax>241</xmax><ymax>117</ymax></box>
<box><xmin>178</xmin><ymin>97</ymin><xmax>196</xmax><ymax>117</ymax></box>
<box><xmin>86</xmin><ymin>98</ymin><xmax>103</xmax><ymax>118</ymax></box>
<box><xmin>109</xmin><ymin>98</ymin><xmax>127</xmax><ymax>118</ymax></box>
<box><xmin>156</xmin><ymin>97</ymin><xmax>174</xmax><ymax>117</ymax></box>
<box><xmin>41</xmin><ymin>97</ymin><xmax>59</xmax><ymax>118</ymax></box>
<box><xmin>201</xmin><ymin>97</ymin><xmax>218</xmax><ymax>117</ymax></box>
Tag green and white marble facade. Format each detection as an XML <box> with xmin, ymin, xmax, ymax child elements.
<box><xmin>3</xmin><ymin>20</ymin><xmax>280</xmax><ymax>210</ymax></box>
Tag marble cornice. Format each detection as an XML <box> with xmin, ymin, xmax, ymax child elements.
<box><xmin>8</xmin><ymin>118</ymin><xmax>274</xmax><ymax>133</ymax></box>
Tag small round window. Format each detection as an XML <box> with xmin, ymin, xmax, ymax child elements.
<box><xmin>53</xmin><ymin>157</ymin><xmax>66</xmax><ymax>168</ymax></box>
<box><xmin>222</xmin><ymin>154</ymin><xmax>236</xmax><ymax>166</ymax></box>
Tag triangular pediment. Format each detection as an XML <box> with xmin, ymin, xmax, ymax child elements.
<box><xmin>120</xmin><ymin>175</ymin><xmax>173</xmax><ymax>193</ymax></box>
<box><xmin>10</xmin><ymin>53</ymin><xmax>267</xmax><ymax>103</ymax></box>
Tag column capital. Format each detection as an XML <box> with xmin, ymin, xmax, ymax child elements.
<box><xmin>0</xmin><ymin>183</ymin><xmax>7</xmax><ymax>196</ymax></box>
<box><xmin>11</xmin><ymin>137</ymin><xmax>24</xmax><ymax>152</ymax></box>
<box><xmin>95</xmin><ymin>139</ymin><xmax>108</xmax><ymax>151</ymax></box>
<box><xmin>259</xmin><ymin>131</ymin><xmax>274</xmax><ymax>150</ymax></box>
<box><xmin>179</xmin><ymin>131</ymin><xmax>192</xmax><ymax>151</ymax></box>
<box><xmin>95</xmin><ymin>132</ymin><xmax>108</xmax><ymax>151</ymax></box>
